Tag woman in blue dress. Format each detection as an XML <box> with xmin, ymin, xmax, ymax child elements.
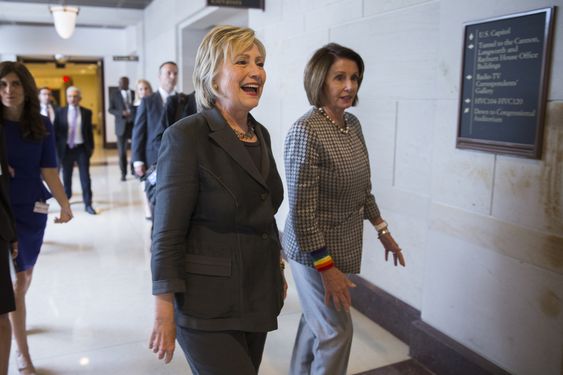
<box><xmin>0</xmin><ymin>61</ymin><xmax>73</xmax><ymax>375</ymax></box>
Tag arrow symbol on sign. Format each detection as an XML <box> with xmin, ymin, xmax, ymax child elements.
<box><xmin>466</xmin><ymin>75</ymin><xmax>472</xmax><ymax>80</ymax></box>
<box><xmin>464</xmin><ymin>108</ymin><xmax>470</xmax><ymax>113</ymax></box>
<box><xmin>468</xmin><ymin>44</ymin><xmax>474</xmax><ymax>49</ymax></box>
<box><xmin>469</xmin><ymin>33</ymin><xmax>474</xmax><ymax>40</ymax></box>
<box><xmin>465</xmin><ymin>98</ymin><xmax>471</xmax><ymax>103</ymax></box>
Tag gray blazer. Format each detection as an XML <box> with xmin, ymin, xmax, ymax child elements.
<box><xmin>282</xmin><ymin>108</ymin><xmax>380</xmax><ymax>274</ymax></box>
<box><xmin>151</xmin><ymin>107</ymin><xmax>285</xmax><ymax>332</ymax></box>
<box><xmin>108</xmin><ymin>89</ymin><xmax>135</xmax><ymax>137</ymax></box>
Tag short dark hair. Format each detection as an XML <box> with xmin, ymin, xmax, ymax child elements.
<box><xmin>159</xmin><ymin>61</ymin><xmax>177</xmax><ymax>73</ymax></box>
<box><xmin>0</xmin><ymin>61</ymin><xmax>47</xmax><ymax>140</ymax></box>
<box><xmin>304</xmin><ymin>43</ymin><xmax>364</xmax><ymax>108</ymax></box>
<box><xmin>38</xmin><ymin>86</ymin><xmax>51</xmax><ymax>93</ymax></box>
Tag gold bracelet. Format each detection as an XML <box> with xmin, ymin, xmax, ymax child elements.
<box><xmin>378</xmin><ymin>228</ymin><xmax>390</xmax><ymax>238</ymax></box>
<box><xmin>374</xmin><ymin>220</ymin><xmax>388</xmax><ymax>232</ymax></box>
<box><xmin>280</xmin><ymin>261</ymin><xmax>286</xmax><ymax>271</ymax></box>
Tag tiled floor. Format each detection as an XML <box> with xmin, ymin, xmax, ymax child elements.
<box><xmin>8</xmin><ymin>150</ymin><xmax>409</xmax><ymax>374</ymax></box>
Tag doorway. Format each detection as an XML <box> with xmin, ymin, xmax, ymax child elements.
<box><xmin>18</xmin><ymin>56</ymin><xmax>107</xmax><ymax>148</ymax></box>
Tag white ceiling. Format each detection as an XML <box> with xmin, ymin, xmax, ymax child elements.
<box><xmin>0</xmin><ymin>0</ymin><xmax>149</xmax><ymax>28</ymax></box>
<box><xmin>0</xmin><ymin>0</ymin><xmax>152</xmax><ymax>8</ymax></box>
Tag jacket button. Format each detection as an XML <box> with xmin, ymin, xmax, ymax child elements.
<box><xmin>262</xmin><ymin>233</ymin><xmax>268</xmax><ymax>239</ymax></box>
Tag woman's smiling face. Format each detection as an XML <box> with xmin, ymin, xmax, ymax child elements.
<box><xmin>213</xmin><ymin>43</ymin><xmax>266</xmax><ymax>114</ymax></box>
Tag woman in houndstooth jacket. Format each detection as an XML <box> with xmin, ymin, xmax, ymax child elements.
<box><xmin>283</xmin><ymin>43</ymin><xmax>406</xmax><ymax>375</ymax></box>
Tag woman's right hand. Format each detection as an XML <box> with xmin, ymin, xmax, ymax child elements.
<box><xmin>55</xmin><ymin>205</ymin><xmax>73</xmax><ymax>223</ymax></box>
<box><xmin>320</xmin><ymin>267</ymin><xmax>356</xmax><ymax>312</ymax></box>
<box><xmin>149</xmin><ymin>294</ymin><xmax>176</xmax><ymax>364</ymax></box>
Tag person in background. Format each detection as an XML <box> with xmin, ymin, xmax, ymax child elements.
<box><xmin>283</xmin><ymin>43</ymin><xmax>406</xmax><ymax>375</ymax></box>
<box><xmin>161</xmin><ymin>90</ymin><xmax>197</xmax><ymax>129</ymax></box>
<box><xmin>109</xmin><ymin>76</ymin><xmax>135</xmax><ymax>181</ymax></box>
<box><xmin>145</xmin><ymin>90</ymin><xmax>198</xmax><ymax>210</ymax></box>
<box><xmin>148</xmin><ymin>25</ymin><xmax>286</xmax><ymax>374</ymax></box>
<box><xmin>0</xmin><ymin>61</ymin><xmax>73</xmax><ymax>375</ymax></box>
<box><xmin>133</xmin><ymin>79</ymin><xmax>153</xmax><ymax>109</ymax></box>
<box><xmin>38</xmin><ymin>87</ymin><xmax>56</xmax><ymax>124</ymax></box>
<box><xmin>132</xmin><ymin>63</ymin><xmax>177</xmax><ymax>222</ymax></box>
<box><xmin>132</xmin><ymin>79</ymin><xmax>153</xmax><ymax>220</ymax></box>
<box><xmin>131</xmin><ymin>62</ymin><xmax>178</xmax><ymax>179</ymax></box>
<box><xmin>54</xmin><ymin>86</ymin><xmax>96</xmax><ymax>215</ymax></box>
<box><xmin>0</xmin><ymin>99</ymin><xmax>18</xmax><ymax>375</ymax></box>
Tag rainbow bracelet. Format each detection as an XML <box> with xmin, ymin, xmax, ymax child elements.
<box><xmin>310</xmin><ymin>248</ymin><xmax>335</xmax><ymax>272</ymax></box>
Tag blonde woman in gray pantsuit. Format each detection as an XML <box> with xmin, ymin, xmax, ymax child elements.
<box><xmin>283</xmin><ymin>43</ymin><xmax>406</xmax><ymax>375</ymax></box>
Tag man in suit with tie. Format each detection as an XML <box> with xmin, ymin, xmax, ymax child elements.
<box><xmin>0</xmin><ymin>122</ymin><xmax>18</xmax><ymax>375</ymax></box>
<box><xmin>54</xmin><ymin>86</ymin><xmax>96</xmax><ymax>215</ymax></box>
<box><xmin>131</xmin><ymin>61</ymin><xmax>178</xmax><ymax>178</ymax></box>
<box><xmin>38</xmin><ymin>87</ymin><xmax>56</xmax><ymax>124</ymax></box>
<box><xmin>109</xmin><ymin>76</ymin><xmax>135</xmax><ymax>181</ymax></box>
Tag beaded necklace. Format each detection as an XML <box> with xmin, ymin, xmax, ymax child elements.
<box><xmin>230</xmin><ymin>125</ymin><xmax>256</xmax><ymax>140</ymax></box>
<box><xmin>317</xmin><ymin>107</ymin><xmax>349</xmax><ymax>134</ymax></box>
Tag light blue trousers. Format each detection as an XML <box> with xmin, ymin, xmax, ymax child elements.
<box><xmin>289</xmin><ymin>259</ymin><xmax>353</xmax><ymax>375</ymax></box>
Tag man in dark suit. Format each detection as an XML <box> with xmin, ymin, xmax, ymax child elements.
<box><xmin>109</xmin><ymin>76</ymin><xmax>135</xmax><ymax>181</ymax></box>
<box><xmin>38</xmin><ymin>86</ymin><xmax>56</xmax><ymax>124</ymax></box>
<box><xmin>131</xmin><ymin>61</ymin><xmax>178</xmax><ymax>178</ymax></box>
<box><xmin>142</xmin><ymin>91</ymin><xmax>198</xmax><ymax>207</ymax></box>
<box><xmin>160</xmin><ymin>91</ymin><xmax>197</xmax><ymax>130</ymax></box>
<box><xmin>0</xmin><ymin>123</ymin><xmax>17</xmax><ymax>375</ymax></box>
<box><xmin>54</xmin><ymin>86</ymin><xmax>96</xmax><ymax>215</ymax></box>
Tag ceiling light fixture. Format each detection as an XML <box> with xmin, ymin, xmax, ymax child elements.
<box><xmin>50</xmin><ymin>5</ymin><xmax>80</xmax><ymax>39</ymax></box>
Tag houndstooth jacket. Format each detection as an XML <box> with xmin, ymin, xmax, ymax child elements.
<box><xmin>282</xmin><ymin>108</ymin><xmax>381</xmax><ymax>274</ymax></box>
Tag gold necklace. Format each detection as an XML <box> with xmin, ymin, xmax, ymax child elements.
<box><xmin>317</xmin><ymin>107</ymin><xmax>349</xmax><ymax>134</ymax></box>
<box><xmin>230</xmin><ymin>125</ymin><xmax>255</xmax><ymax>140</ymax></box>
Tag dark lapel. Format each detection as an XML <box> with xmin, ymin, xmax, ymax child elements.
<box><xmin>154</xmin><ymin>92</ymin><xmax>164</xmax><ymax>111</ymax></box>
<box><xmin>204</xmin><ymin>108</ymin><xmax>268</xmax><ymax>190</ymax></box>
<box><xmin>60</xmin><ymin>106</ymin><xmax>69</xmax><ymax>130</ymax></box>
<box><xmin>118</xmin><ymin>90</ymin><xmax>126</xmax><ymax>108</ymax></box>
<box><xmin>253</xmin><ymin>122</ymin><xmax>270</xmax><ymax>180</ymax></box>
<box><xmin>79</xmin><ymin>106</ymin><xmax>86</xmax><ymax>133</ymax></box>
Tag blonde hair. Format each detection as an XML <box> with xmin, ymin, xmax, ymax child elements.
<box><xmin>136</xmin><ymin>79</ymin><xmax>153</xmax><ymax>95</ymax></box>
<box><xmin>193</xmin><ymin>25</ymin><xmax>266</xmax><ymax>109</ymax></box>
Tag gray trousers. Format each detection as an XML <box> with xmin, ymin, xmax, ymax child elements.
<box><xmin>176</xmin><ymin>325</ymin><xmax>266</xmax><ymax>375</ymax></box>
<box><xmin>289</xmin><ymin>259</ymin><xmax>353</xmax><ymax>375</ymax></box>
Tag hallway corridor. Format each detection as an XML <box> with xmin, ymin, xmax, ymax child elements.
<box><xmin>8</xmin><ymin>151</ymin><xmax>410</xmax><ymax>375</ymax></box>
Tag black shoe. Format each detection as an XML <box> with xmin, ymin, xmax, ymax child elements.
<box><xmin>121</xmin><ymin>175</ymin><xmax>126</xmax><ymax>181</ymax></box>
<box><xmin>85</xmin><ymin>205</ymin><xmax>97</xmax><ymax>215</ymax></box>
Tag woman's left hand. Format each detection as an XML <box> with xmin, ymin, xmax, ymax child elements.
<box><xmin>55</xmin><ymin>205</ymin><xmax>73</xmax><ymax>223</ymax></box>
<box><xmin>380</xmin><ymin>233</ymin><xmax>406</xmax><ymax>267</ymax></box>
